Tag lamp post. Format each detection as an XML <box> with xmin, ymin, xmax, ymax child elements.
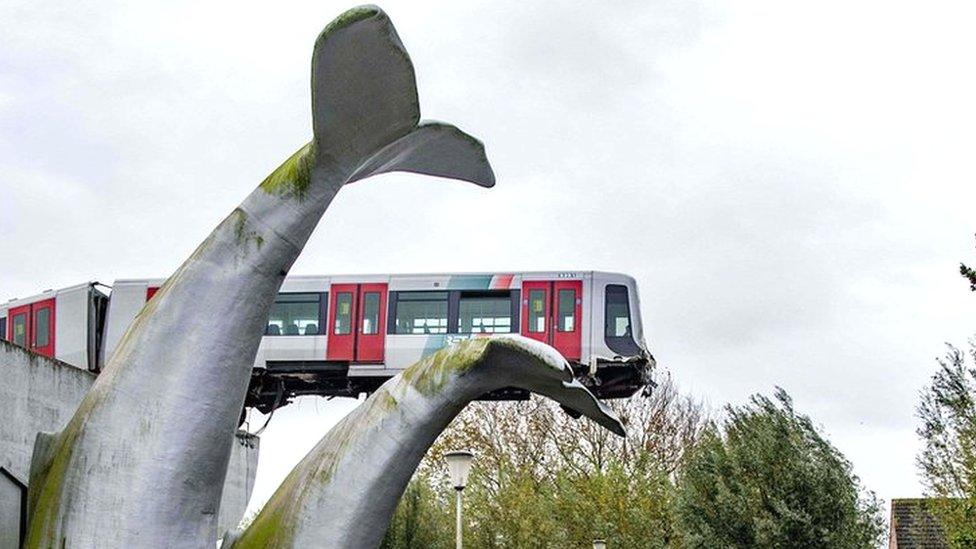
<box><xmin>444</xmin><ymin>450</ymin><xmax>474</xmax><ymax>549</ymax></box>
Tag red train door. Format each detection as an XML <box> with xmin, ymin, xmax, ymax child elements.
<box><xmin>327</xmin><ymin>284</ymin><xmax>358</xmax><ymax>361</ymax></box>
<box><xmin>7</xmin><ymin>304</ymin><xmax>30</xmax><ymax>349</ymax></box>
<box><xmin>521</xmin><ymin>281</ymin><xmax>551</xmax><ymax>346</ymax></box>
<box><xmin>520</xmin><ymin>280</ymin><xmax>582</xmax><ymax>361</ymax></box>
<box><xmin>7</xmin><ymin>298</ymin><xmax>56</xmax><ymax>358</ymax></box>
<box><xmin>356</xmin><ymin>283</ymin><xmax>387</xmax><ymax>363</ymax></box>
<box><xmin>31</xmin><ymin>298</ymin><xmax>56</xmax><ymax>358</ymax></box>
<box><xmin>326</xmin><ymin>283</ymin><xmax>388</xmax><ymax>363</ymax></box>
<box><xmin>552</xmin><ymin>280</ymin><xmax>582</xmax><ymax>361</ymax></box>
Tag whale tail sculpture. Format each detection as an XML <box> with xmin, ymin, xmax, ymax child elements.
<box><xmin>223</xmin><ymin>336</ymin><xmax>624</xmax><ymax>549</ymax></box>
<box><xmin>26</xmin><ymin>6</ymin><xmax>495</xmax><ymax>547</ymax></box>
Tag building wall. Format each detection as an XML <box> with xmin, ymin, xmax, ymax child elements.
<box><xmin>0</xmin><ymin>340</ymin><xmax>258</xmax><ymax>546</ymax></box>
<box><xmin>0</xmin><ymin>469</ymin><xmax>25</xmax><ymax>549</ymax></box>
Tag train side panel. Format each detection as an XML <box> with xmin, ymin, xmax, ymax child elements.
<box><xmin>0</xmin><ymin>283</ymin><xmax>93</xmax><ymax>369</ymax></box>
<box><xmin>102</xmin><ymin>279</ymin><xmax>164</xmax><ymax>365</ymax></box>
<box><xmin>374</xmin><ymin>272</ymin><xmax>523</xmax><ymax>374</ymax></box>
<box><xmin>255</xmin><ymin>276</ymin><xmax>330</xmax><ymax>367</ymax></box>
<box><xmin>54</xmin><ymin>284</ymin><xmax>92</xmax><ymax>368</ymax></box>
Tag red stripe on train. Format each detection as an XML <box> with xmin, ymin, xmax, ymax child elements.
<box><xmin>490</xmin><ymin>274</ymin><xmax>514</xmax><ymax>289</ymax></box>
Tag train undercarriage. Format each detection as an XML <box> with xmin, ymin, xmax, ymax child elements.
<box><xmin>243</xmin><ymin>353</ymin><xmax>655</xmax><ymax>416</ymax></box>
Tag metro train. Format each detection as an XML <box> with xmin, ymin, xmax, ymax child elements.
<box><xmin>0</xmin><ymin>271</ymin><xmax>654</xmax><ymax>411</ymax></box>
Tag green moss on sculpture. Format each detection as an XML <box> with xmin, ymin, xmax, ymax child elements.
<box><xmin>321</xmin><ymin>6</ymin><xmax>378</xmax><ymax>37</ymax></box>
<box><xmin>401</xmin><ymin>338</ymin><xmax>489</xmax><ymax>396</ymax></box>
<box><xmin>233</xmin><ymin>209</ymin><xmax>248</xmax><ymax>242</ymax></box>
<box><xmin>259</xmin><ymin>142</ymin><xmax>316</xmax><ymax>200</ymax></box>
<box><xmin>378</xmin><ymin>388</ymin><xmax>398</xmax><ymax>411</ymax></box>
<box><xmin>24</xmin><ymin>433</ymin><xmax>73</xmax><ymax>546</ymax></box>
<box><xmin>230</xmin><ymin>498</ymin><xmax>294</xmax><ymax>548</ymax></box>
<box><xmin>229</xmin><ymin>208</ymin><xmax>266</xmax><ymax>258</ymax></box>
<box><xmin>25</xmin><ymin>384</ymin><xmax>108</xmax><ymax>546</ymax></box>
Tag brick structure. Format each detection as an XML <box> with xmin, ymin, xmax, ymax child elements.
<box><xmin>889</xmin><ymin>499</ymin><xmax>949</xmax><ymax>548</ymax></box>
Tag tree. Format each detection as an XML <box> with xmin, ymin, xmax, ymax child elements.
<box><xmin>916</xmin><ymin>341</ymin><xmax>976</xmax><ymax>547</ymax></box>
<box><xmin>381</xmin><ymin>377</ymin><xmax>707</xmax><ymax>548</ymax></box>
<box><xmin>381</xmin><ymin>472</ymin><xmax>454</xmax><ymax>549</ymax></box>
<box><xmin>675</xmin><ymin>388</ymin><xmax>885</xmax><ymax>548</ymax></box>
<box><xmin>962</xmin><ymin>233</ymin><xmax>976</xmax><ymax>291</ymax></box>
<box><xmin>380</xmin><ymin>384</ymin><xmax>884</xmax><ymax>548</ymax></box>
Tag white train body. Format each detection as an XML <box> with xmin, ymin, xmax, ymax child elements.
<box><xmin>2</xmin><ymin>271</ymin><xmax>653</xmax><ymax>406</ymax></box>
<box><xmin>0</xmin><ymin>282</ymin><xmax>108</xmax><ymax>371</ymax></box>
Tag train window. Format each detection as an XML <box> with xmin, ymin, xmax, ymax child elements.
<box><xmin>394</xmin><ymin>292</ymin><xmax>448</xmax><ymax>334</ymax></box>
<box><xmin>528</xmin><ymin>289</ymin><xmax>546</xmax><ymax>333</ymax></box>
<box><xmin>12</xmin><ymin>313</ymin><xmax>26</xmax><ymax>347</ymax></box>
<box><xmin>334</xmin><ymin>292</ymin><xmax>353</xmax><ymax>335</ymax></box>
<box><xmin>557</xmin><ymin>289</ymin><xmax>576</xmax><ymax>332</ymax></box>
<box><xmin>458</xmin><ymin>292</ymin><xmax>512</xmax><ymax>333</ymax></box>
<box><xmin>34</xmin><ymin>308</ymin><xmax>51</xmax><ymax>347</ymax></box>
<box><xmin>362</xmin><ymin>292</ymin><xmax>380</xmax><ymax>335</ymax></box>
<box><xmin>605</xmin><ymin>285</ymin><xmax>631</xmax><ymax>338</ymax></box>
<box><xmin>0</xmin><ymin>317</ymin><xmax>5</xmax><ymax>341</ymax></box>
<box><xmin>267</xmin><ymin>293</ymin><xmax>322</xmax><ymax>336</ymax></box>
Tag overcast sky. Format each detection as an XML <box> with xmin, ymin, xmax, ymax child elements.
<box><xmin>2</xmin><ymin>0</ymin><xmax>975</xmax><ymax>514</ymax></box>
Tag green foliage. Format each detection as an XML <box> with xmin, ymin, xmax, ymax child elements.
<box><xmin>963</xmin><ymin>234</ymin><xmax>976</xmax><ymax>291</ymax></box>
<box><xmin>963</xmin><ymin>264</ymin><xmax>976</xmax><ymax>292</ymax></box>
<box><xmin>675</xmin><ymin>388</ymin><xmax>885</xmax><ymax>548</ymax></box>
<box><xmin>381</xmin><ymin>379</ymin><xmax>704</xmax><ymax>548</ymax></box>
<box><xmin>933</xmin><ymin>498</ymin><xmax>976</xmax><ymax>549</ymax></box>
<box><xmin>383</xmin><ymin>459</ymin><xmax>678</xmax><ymax>549</ymax></box>
<box><xmin>916</xmin><ymin>341</ymin><xmax>976</xmax><ymax>547</ymax></box>
<box><xmin>548</xmin><ymin>465</ymin><xmax>677</xmax><ymax>548</ymax></box>
<box><xmin>377</xmin><ymin>382</ymin><xmax>883</xmax><ymax>548</ymax></box>
<box><xmin>381</xmin><ymin>473</ymin><xmax>453</xmax><ymax>549</ymax></box>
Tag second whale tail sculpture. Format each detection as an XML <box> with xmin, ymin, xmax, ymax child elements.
<box><xmin>224</xmin><ymin>336</ymin><xmax>625</xmax><ymax>549</ymax></box>
<box><xmin>26</xmin><ymin>6</ymin><xmax>494</xmax><ymax>548</ymax></box>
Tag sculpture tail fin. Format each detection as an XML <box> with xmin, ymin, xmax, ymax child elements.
<box><xmin>487</xmin><ymin>338</ymin><xmax>626</xmax><ymax>436</ymax></box>
<box><xmin>25</xmin><ymin>430</ymin><xmax>63</xmax><ymax>533</ymax></box>
<box><xmin>310</xmin><ymin>6</ymin><xmax>495</xmax><ymax>187</ymax></box>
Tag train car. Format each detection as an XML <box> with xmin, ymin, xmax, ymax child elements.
<box><xmin>2</xmin><ymin>271</ymin><xmax>654</xmax><ymax>412</ymax></box>
<box><xmin>0</xmin><ymin>282</ymin><xmax>109</xmax><ymax>370</ymax></box>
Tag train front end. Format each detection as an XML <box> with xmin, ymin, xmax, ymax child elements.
<box><xmin>585</xmin><ymin>272</ymin><xmax>656</xmax><ymax>399</ymax></box>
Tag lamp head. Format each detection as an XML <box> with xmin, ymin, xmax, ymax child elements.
<box><xmin>444</xmin><ymin>450</ymin><xmax>474</xmax><ymax>490</ymax></box>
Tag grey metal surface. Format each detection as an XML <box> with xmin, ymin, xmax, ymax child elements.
<box><xmin>24</xmin><ymin>5</ymin><xmax>493</xmax><ymax>548</ymax></box>
<box><xmin>225</xmin><ymin>336</ymin><xmax>623</xmax><ymax>548</ymax></box>
<box><xmin>220</xmin><ymin>433</ymin><xmax>260</xmax><ymax>535</ymax></box>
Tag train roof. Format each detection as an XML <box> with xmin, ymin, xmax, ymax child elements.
<box><xmin>2</xmin><ymin>271</ymin><xmax>639</xmax><ymax>311</ymax></box>
<box><xmin>1</xmin><ymin>281</ymin><xmax>100</xmax><ymax>311</ymax></box>
<box><xmin>112</xmin><ymin>270</ymin><xmax>636</xmax><ymax>283</ymax></box>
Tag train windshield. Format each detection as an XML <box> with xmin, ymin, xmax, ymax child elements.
<box><xmin>604</xmin><ymin>285</ymin><xmax>640</xmax><ymax>356</ymax></box>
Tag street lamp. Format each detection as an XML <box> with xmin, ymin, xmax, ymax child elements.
<box><xmin>593</xmin><ymin>539</ymin><xmax>607</xmax><ymax>549</ymax></box>
<box><xmin>444</xmin><ymin>450</ymin><xmax>474</xmax><ymax>549</ymax></box>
